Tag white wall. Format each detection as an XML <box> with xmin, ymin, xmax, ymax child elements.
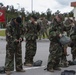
<box><xmin>73</xmin><ymin>7</ymin><xmax>76</xmax><ymax>20</ymax></box>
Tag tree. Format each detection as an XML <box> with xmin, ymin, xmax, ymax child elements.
<box><xmin>35</xmin><ymin>12</ymin><xmax>40</xmax><ymax>19</ymax></box>
<box><xmin>41</xmin><ymin>12</ymin><xmax>46</xmax><ymax>18</ymax></box>
<box><xmin>6</xmin><ymin>5</ymin><xmax>9</xmax><ymax>11</ymax></box>
<box><xmin>9</xmin><ymin>5</ymin><xmax>15</xmax><ymax>13</ymax></box>
<box><xmin>21</xmin><ymin>7</ymin><xmax>25</xmax><ymax>19</ymax></box>
<box><xmin>0</xmin><ymin>3</ymin><xmax>3</xmax><ymax>7</ymax></box>
<box><xmin>0</xmin><ymin>3</ymin><xmax>6</xmax><ymax>10</ymax></box>
<box><xmin>69</xmin><ymin>12</ymin><xmax>73</xmax><ymax>17</ymax></box>
<box><xmin>21</xmin><ymin>7</ymin><xmax>25</xmax><ymax>13</ymax></box>
<box><xmin>55</xmin><ymin>10</ymin><xmax>60</xmax><ymax>15</ymax></box>
<box><xmin>46</xmin><ymin>8</ymin><xmax>52</xmax><ymax>20</ymax></box>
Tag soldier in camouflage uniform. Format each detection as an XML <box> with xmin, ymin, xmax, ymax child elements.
<box><xmin>47</xmin><ymin>15</ymin><xmax>64</xmax><ymax>72</ymax></box>
<box><xmin>5</xmin><ymin>17</ymin><xmax>25</xmax><ymax>75</ymax></box>
<box><xmin>55</xmin><ymin>17</ymin><xmax>71</xmax><ymax>67</ymax></box>
<box><xmin>70</xmin><ymin>20</ymin><xmax>76</xmax><ymax>61</ymax></box>
<box><xmin>59</xmin><ymin>17</ymin><xmax>73</xmax><ymax>67</ymax></box>
<box><xmin>37</xmin><ymin>17</ymin><xmax>48</xmax><ymax>40</ymax></box>
<box><xmin>37</xmin><ymin>18</ymin><xmax>43</xmax><ymax>40</ymax></box>
<box><xmin>64</xmin><ymin>19</ymin><xmax>76</xmax><ymax>61</ymax></box>
<box><xmin>64</xmin><ymin>17</ymin><xmax>73</xmax><ymax>36</ymax></box>
<box><xmin>24</xmin><ymin>15</ymin><xmax>41</xmax><ymax>67</ymax></box>
<box><xmin>41</xmin><ymin>17</ymin><xmax>48</xmax><ymax>39</ymax></box>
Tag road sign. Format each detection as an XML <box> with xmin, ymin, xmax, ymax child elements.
<box><xmin>0</xmin><ymin>10</ymin><xmax>5</xmax><ymax>22</ymax></box>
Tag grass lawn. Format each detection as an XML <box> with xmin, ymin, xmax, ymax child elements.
<box><xmin>0</xmin><ymin>30</ymin><xmax>5</xmax><ymax>36</ymax></box>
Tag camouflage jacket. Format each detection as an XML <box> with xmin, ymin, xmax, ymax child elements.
<box><xmin>42</xmin><ymin>19</ymin><xmax>48</xmax><ymax>29</ymax></box>
<box><xmin>64</xmin><ymin>20</ymin><xmax>72</xmax><ymax>36</ymax></box>
<box><xmin>6</xmin><ymin>19</ymin><xmax>24</xmax><ymax>43</ymax></box>
<box><xmin>24</xmin><ymin>21</ymin><xmax>41</xmax><ymax>40</ymax></box>
<box><xmin>49</xmin><ymin>19</ymin><xmax>64</xmax><ymax>43</ymax></box>
<box><xmin>70</xmin><ymin>25</ymin><xmax>76</xmax><ymax>41</ymax></box>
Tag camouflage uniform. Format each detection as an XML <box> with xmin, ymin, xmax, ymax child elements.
<box><xmin>64</xmin><ymin>18</ymin><xmax>72</xmax><ymax>36</ymax></box>
<box><xmin>24</xmin><ymin>21</ymin><xmax>40</xmax><ymax>64</ymax></box>
<box><xmin>60</xmin><ymin>19</ymin><xmax>73</xmax><ymax>67</ymax></box>
<box><xmin>65</xmin><ymin>19</ymin><xmax>76</xmax><ymax>61</ymax></box>
<box><xmin>41</xmin><ymin>18</ymin><xmax>48</xmax><ymax>38</ymax></box>
<box><xmin>70</xmin><ymin>24</ymin><xmax>76</xmax><ymax>61</ymax></box>
<box><xmin>38</xmin><ymin>18</ymin><xmax>48</xmax><ymax>39</ymax></box>
<box><xmin>47</xmin><ymin>18</ymin><xmax>64</xmax><ymax>71</ymax></box>
<box><xmin>37</xmin><ymin>18</ymin><xmax>43</xmax><ymax>40</ymax></box>
<box><xmin>5</xmin><ymin>18</ymin><xmax>24</xmax><ymax>71</ymax></box>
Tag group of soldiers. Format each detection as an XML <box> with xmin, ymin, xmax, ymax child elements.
<box><xmin>47</xmin><ymin>15</ymin><xmax>76</xmax><ymax>72</ymax></box>
<box><xmin>5</xmin><ymin>15</ymin><xmax>41</xmax><ymax>75</ymax></box>
<box><xmin>5</xmin><ymin>14</ymin><xmax>76</xmax><ymax>75</ymax></box>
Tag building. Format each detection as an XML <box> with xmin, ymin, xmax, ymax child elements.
<box><xmin>71</xmin><ymin>2</ymin><xmax>76</xmax><ymax>20</ymax></box>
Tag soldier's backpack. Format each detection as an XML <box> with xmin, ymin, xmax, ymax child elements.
<box><xmin>68</xmin><ymin>61</ymin><xmax>76</xmax><ymax>65</ymax></box>
<box><xmin>0</xmin><ymin>66</ymin><xmax>5</xmax><ymax>74</ymax></box>
<box><xmin>61</xmin><ymin>70</ymin><xmax>75</xmax><ymax>75</ymax></box>
<box><xmin>59</xmin><ymin>35</ymin><xmax>71</xmax><ymax>45</ymax></box>
<box><xmin>33</xmin><ymin>60</ymin><xmax>42</xmax><ymax>66</ymax></box>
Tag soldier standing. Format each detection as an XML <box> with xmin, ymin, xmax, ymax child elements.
<box><xmin>24</xmin><ymin>15</ymin><xmax>41</xmax><ymax>67</ymax></box>
<box><xmin>47</xmin><ymin>14</ymin><xmax>64</xmax><ymax>72</ymax></box>
<box><xmin>41</xmin><ymin>17</ymin><xmax>48</xmax><ymax>39</ymax></box>
<box><xmin>64</xmin><ymin>18</ymin><xmax>76</xmax><ymax>61</ymax></box>
<box><xmin>70</xmin><ymin>20</ymin><xmax>76</xmax><ymax>61</ymax></box>
<box><xmin>60</xmin><ymin>17</ymin><xmax>73</xmax><ymax>67</ymax></box>
<box><xmin>5</xmin><ymin>17</ymin><xmax>25</xmax><ymax>75</ymax></box>
<box><xmin>37</xmin><ymin>17</ymin><xmax>43</xmax><ymax>40</ymax></box>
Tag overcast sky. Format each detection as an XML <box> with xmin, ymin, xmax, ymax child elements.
<box><xmin>1</xmin><ymin>0</ymin><xmax>76</xmax><ymax>13</ymax></box>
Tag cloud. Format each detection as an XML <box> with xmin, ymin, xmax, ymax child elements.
<box><xmin>0</xmin><ymin>0</ymin><xmax>75</xmax><ymax>13</ymax></box>
<box><xmin>33</xmin><ymin>0</ymin><xmax>58</xmax><ymax>13</ymax></box>
<box><xmin>55</xmin><ymin>0</ymin><xmax>76</xmax><ymax>6</ymax></box>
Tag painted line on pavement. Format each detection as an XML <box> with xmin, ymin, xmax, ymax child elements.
<box><xmin>14</xmin><ymin>66</ymin><xmax>45</xmax><ymax>71</ymax></box>
<box><xmin>24</xmin><ymin>66</ymin><xmax>45</xmax><ymax>70</ymax></box>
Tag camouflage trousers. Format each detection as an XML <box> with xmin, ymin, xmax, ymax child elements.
<box><xmin>38</xmin><ymin>28</ymin><xmax>48</xmax><ymax>39</ymax></box>
<box><xmin>71</xmin><ymin>43</ymin><xmax>76</xmax><ymax>61</ymax></box>
<box><xmin>47</xmin><ymin>42</ymin><xmax>62</xmax><ymax>70</ymax></box>
<box><xmin>25</xmin><ymin>40</ymin><xmax>37</xmax><ymax>64</ymax></box>
<box><xmin>5</xmin><ymin>42</ymin><xmax>23</xmax><ymax>71</ymax></box>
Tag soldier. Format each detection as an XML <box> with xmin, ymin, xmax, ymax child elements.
<box><xmin>24</xmin><ymin>15</ymin><xmax>41</xmax><ymax>67</ymax></box>
<box><xmin>60</xmin><ymin>17</ymin><xmax>73</xmax><ymax>67</ymax></box>
<box><xmin>64</xmin><ymin>18</ymin><xmax>76</xmax><ymax>61</ymax></box>
<box><xmin>64</xmin><ymin>17</ymin><xmax>73</xmax><ymax>36</ymax></box>
<box><xmin>5</xmin><ymin>17</ymin><xmax>25</xmax><ymax>75</ymax></box>
<box><xmin>41</xmin><ymin>17</ymin><xmax>48</xmax><ymax>39</ymax></box>
<box><xmin>47</xmin><ymin>14</ymin><xmax>64</xmax><ymax>72</ymax></box>
<box><xmin>70</xmin><ymin>20</ymin><xmax>76</xmax><ymax>61</ymax></box>
<box><xmin>37</xmin><ymin>17</ymin><xmax>43</xmax><ymax>40</ymax></box>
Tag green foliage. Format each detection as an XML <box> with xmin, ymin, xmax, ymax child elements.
<box><xmin>69</xmin><ymin>12</ymin><xmax>73</xmax><ymax>17</ymax></box>
<box><xmin>0</xmin><ymin>3</ymin><xmax>74</xmax><ymax>26</ymax></box>
<box><xmin>46</xmin><ymin>8</ymin><xmax>52</xmax><ymax>21</ymax></box>
<box><xmin>0</xmin><ymin>30</ymin><xmax>5</xmax><ymax>36</ymax></box>
<box><xmin>6</xmin><ymin>11</ymin><xmax>19</xmax><ymax>22</ymax></box>
<box><xmin>0</xmin><ymin>3</ymin><xmax>3</xmax><ymax>6</ymax></box>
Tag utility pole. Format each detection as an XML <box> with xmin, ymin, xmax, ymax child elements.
<box><xmin>17</xmin><ymin>3</ymin><xmax>20</xmax><ymax>16</ymax></box>
<box><xmin>31</xmin><ymin>0</ymin><xmax>33</xmax><ymax>12</ymax></box>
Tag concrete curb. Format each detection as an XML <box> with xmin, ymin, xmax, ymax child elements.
<box><xmin>37</xmin><ymin>39</ymin><xmax>50</xmax><ymax>42</ymax></box>
<box><xmin>0</xmin><ymin>36</ymin><xmax>6</xmax><ymax>40</ymax></box>
<box><xmin>0</xmin><ymin>37</ymin><xmax>50</xmax><ymax>42</ymax></box>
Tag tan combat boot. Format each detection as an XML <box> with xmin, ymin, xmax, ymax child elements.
<box><xmin>5</xmin><ymin>71</ymin><xmax>11</xmax><ymax>75</ymax></box>
<box><xmin>16</xmin><ymin>69</ymin><xmax>26</xmax><ymax>72</ymax></box>
<box><xmin>47</xmin><ymin>68</ymin><xmax>54</xmax><ymax>72</ymax></box>
<box><xmin>24</xmin><ymin>63</ymin><xmax>33</xmax><ymax>67</ymax></box>
<box><xmin>54</xmin><ymin>67</ymin><xmax>61</xmax><ymax>71</ymax></box>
